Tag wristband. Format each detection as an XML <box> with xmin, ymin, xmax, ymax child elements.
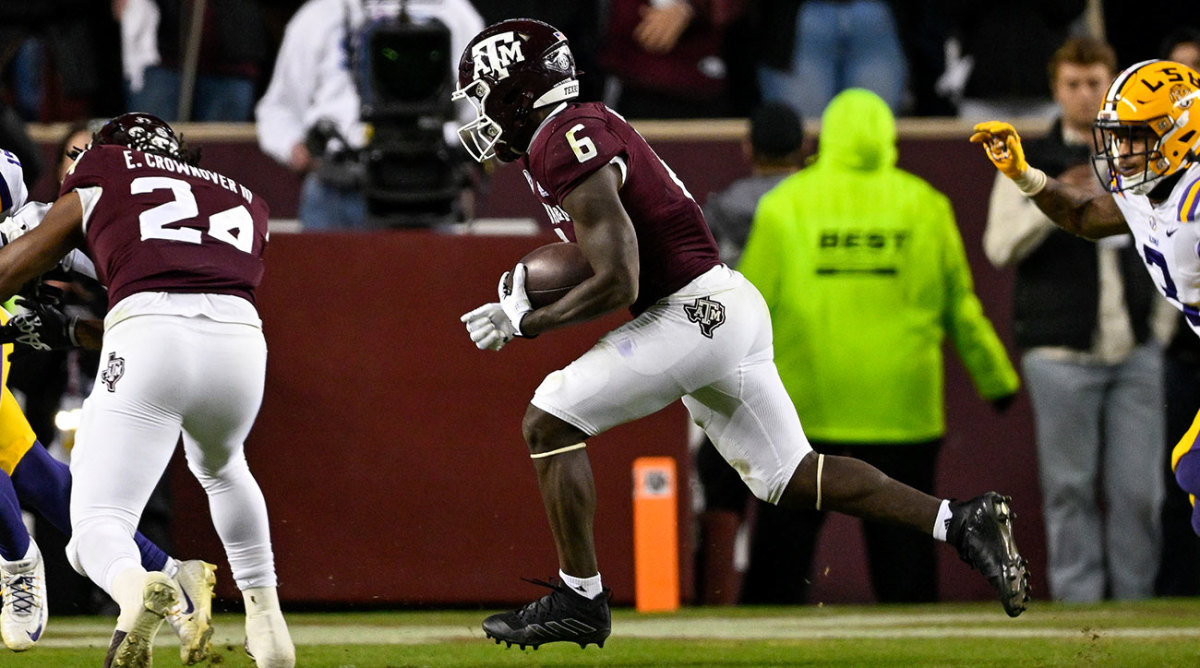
<box><xmin>1013</xmin><ymin>167</ymin><xmax>1047</xmax><ymax>196</ymax></box>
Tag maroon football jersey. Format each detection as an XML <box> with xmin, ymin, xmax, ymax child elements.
<box><xmin>60</xmin><ymin>145</ymin><xmax>269</xmax><ymax>309</ymax></box>
<box><xmin>520</xmin><ymin>102</ymin><xmax>720</xmax><ymax>314</ymax></box>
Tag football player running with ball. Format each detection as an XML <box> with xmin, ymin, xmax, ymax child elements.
<box><xmin>972</xmin><ymin>60</ymin><xmax>1200</xmax><ymax>541</ymax></box>
<box><xmin>458</xmin><ymin>18</ymin><xmax>1031</xmax><ymax>650</ymax></box>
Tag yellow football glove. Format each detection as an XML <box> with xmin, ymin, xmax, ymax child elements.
<box><xmin>970</xmin><ymin>121</ymin><xmax>1047</xmax><ymax>195</ymax></box>
<box><xmin>969</xmin><ymin>121</ymin><xmax>1029</xmax><ymax>179</ymax></box>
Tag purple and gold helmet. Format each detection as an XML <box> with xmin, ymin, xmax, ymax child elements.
<box><xmin>1093</xmin><ymin>60</ymin><xmax>1200</xmax><ymax>194</ymax></box>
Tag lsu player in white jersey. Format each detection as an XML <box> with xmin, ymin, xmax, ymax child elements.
<box><xmin>971</xmin><ymin>59</ymin><xmax>1200</xmax><ymax>535</ymax></box>
<box><xmin>0</xmin><ymin>150</ymin><xmax>218</xmax><ymax>662</ymax></box>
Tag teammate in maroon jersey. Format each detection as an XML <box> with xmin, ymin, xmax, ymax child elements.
<box><xmin>0</xmin><ymin>113</ymin><xmax>294</xmax><ymax>668</ymax></box>
<box><xmin>457</xmin><ymin>19</ymin><xmax>1032</xmax><ymax>649</ymax></box>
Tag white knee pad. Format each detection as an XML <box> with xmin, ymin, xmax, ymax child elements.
<box><xmin>67</xmin><ymin>518</ymin><xmax>143</xmax><ymax>594</ymax></box>
<box><xmin>64</xmin><ymin>534</ymin><xmax>88</xmax><ymax>578</ymax></box>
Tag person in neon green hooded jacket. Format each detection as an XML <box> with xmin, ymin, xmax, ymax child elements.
<box><xmin>738</xmin><ymin>88</ymin><xmax>1019</xmax><ymax>603</ymax></box>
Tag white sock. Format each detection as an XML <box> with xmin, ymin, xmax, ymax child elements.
<box><xmin>112</xmin><ymin>567</ymin><xmax>150</xmax><ymax>631</ymax></box>
<box><xmin>244</xmin><ymin>586</ymin><xmax>283</xmax><ymax>616</ymax></box>
<box><xmin>161</xmin><ymin>557</ymin><xmax>180</xmax><ymax>578</ymax></box>
<box><xmin>932</xmin><ymin>499</ymin><xmax>952</xmax><ymax>542</ymax></box>
<box><xmin>559</xmin><ymin>570</ymin><xmax>603</xmax><ymax>599</ymax></box>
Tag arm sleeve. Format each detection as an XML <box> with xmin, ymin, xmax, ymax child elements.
<box><xmin>982</xmin><ymin>171</ymin><xmax>1056</xmax><ymax>268</ymax></box>
<box><xmin>939</xmin><ymin>193</ymin><xmax>1021</xmax><ymax>400</ymax></box>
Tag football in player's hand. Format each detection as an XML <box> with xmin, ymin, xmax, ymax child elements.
<box><xmin>507</xmin><ymin>242</ymin><xmax>594</xmax><ymax>308</ymax></box>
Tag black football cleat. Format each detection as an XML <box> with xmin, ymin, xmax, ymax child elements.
<box><xmin>483</xmin><ymin>578</ymin><xmax>611</xmax><ymax>650</ymax></box>
<box><xmin>947</xmin><ymin>492</ymin><xmax>1031</xmax><ymax>617</ymax></box>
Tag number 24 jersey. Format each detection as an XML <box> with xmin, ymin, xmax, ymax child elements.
<box><xmin>60</xmin><ymin>144</ymin><xmax>269</xmax><ymax>310</ymax></box>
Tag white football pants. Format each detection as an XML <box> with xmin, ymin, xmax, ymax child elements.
<box><xmin>532</xmin><ymin>265</ymin><xmax>811</xmax><ymax>503</ymax></box>
<box><xmin>67</xmin><ymin>313</ymin><xmax>278</xmax><ymax>594</ymax></box>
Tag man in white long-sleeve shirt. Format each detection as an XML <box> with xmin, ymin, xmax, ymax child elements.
<box><xmin>255</xmin><ymin>0</ymin><xmax>483</xmax><ymax>230</ymax></box>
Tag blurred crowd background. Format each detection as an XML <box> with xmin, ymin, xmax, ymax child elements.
<box><xmin>1</xmin><ymin>2</ymin><xmax>1194</xmax><ymax>124</ymax></box>
<box><xmin>0</xmin><ymin>1</ymin><xmax>1196</xmax><ymax>231</ymax></box>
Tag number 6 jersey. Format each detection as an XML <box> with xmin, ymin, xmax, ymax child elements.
<box><xmin>519</xmin><ymin>102</ymin><xmax>720</xmax><ymax>315</ymax></box>
<box><xmin>60</xmin><ymin>144</ymin><xmax>269</xmax><ymax>310</ymax></box>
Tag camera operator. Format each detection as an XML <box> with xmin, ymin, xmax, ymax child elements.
<box><xmin>255</xmin><ymin>0</ymin><xmax>483</xmax><ymax>230</ymax></box>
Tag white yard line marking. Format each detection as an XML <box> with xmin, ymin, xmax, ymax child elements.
<box><xmin>30</xmin><ymin>616</ymin><xmax>1200</xmax><ymax>648</ymax></box>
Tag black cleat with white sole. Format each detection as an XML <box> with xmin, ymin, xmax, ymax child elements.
<box><xmin>947</xmin><ymin>491</ymin><xmax>1032</xmax><ymax>617</ymax></box>
<box><xmin>483</xmin><ymin>578</ymin><xmax>611</xmax><ymax>650</ymax></box>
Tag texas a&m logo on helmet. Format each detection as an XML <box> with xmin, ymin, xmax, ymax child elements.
<box><xmin>469</xmin><ymin>31</ymin><xmax>527</xmax><ymax>80</ymax></box>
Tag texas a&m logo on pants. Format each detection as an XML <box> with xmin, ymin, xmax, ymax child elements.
<box><xmin>683</xmin><ymin>297</ymin><xmax>726</xmax><ymax>338</ymax></box>
<box><xmin>101</xmin><ymin>351</ymin><xmax>125</xmax><ymax>392</ymax></box>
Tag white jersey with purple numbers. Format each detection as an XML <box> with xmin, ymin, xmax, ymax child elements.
<box><xmin>0</xmin><ymin>149</ymin><xmax>89</xmax><ymax>275</ymax></box>
<box><xmin>0</xmin><ymin>149</ymin><xmax>28</xmax><ymax>215</ymax></box>
<box><xmin>1112</xmin><ymin>162</ymin><xmax>1200</xmax><ymax>335</ymax></box>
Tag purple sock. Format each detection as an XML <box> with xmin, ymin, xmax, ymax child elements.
<box><xmin>10</xmin><ymin>443</ymin><xmax>70</xmax><ymax>530</ymax></box>
<box><xmin>0</xmin><ymin>471</ymin><xmax>30</xmax><ymax>561</ymax></box>
<box><xmin>135</xmin><ymin>533</ymin><xmax>169</xmax><ymax>571</ymax></box>
<box><xmin>11</xmin><ymin>442</ymin><xmax>169</xmax><ymax>571</ymax></box>
<box><xmin>1176</xmin><ymin>450</ymin><xmax>1200</xmax><ymax>496</ymax></box>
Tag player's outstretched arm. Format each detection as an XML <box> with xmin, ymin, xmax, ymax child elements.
<box><xmin>970</xmin><ymin>121</ymin><xmax>1127</xmax><ymax>239</ymax></box>
<box><xmin>1028</xmin><ymin>175</ymin><xmax>1127</xmax><ymax>240</ymax></box>
<box><xmin>0</xmin><ymin>193</ymin><xmax>85</xmax><ymax>302</ymax></box>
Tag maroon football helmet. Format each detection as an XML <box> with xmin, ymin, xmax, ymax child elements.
<box><xmin>452</xmin><ymin>18</ymin><xmax>579</xmax><ymax>162</ymax></box>
<box><xmin>91</xmin><ymin>112</ymin><xmax>199</xmax><ymax>165</ymax></box>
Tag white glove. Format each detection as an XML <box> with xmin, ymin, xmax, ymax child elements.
<box><xmin>499</xmin><ymin>263</ymin><xmax>533</xmax><ymax>336</ymax></box>
<box><xmin>460</xmin><ymin>302</ymin><xmax>516</xmax><ymax>351</ymax></box>
<box><xmin>0</xmin><ymin>201</ymin><xmax>48</xmax><ymax>245</ymax></box>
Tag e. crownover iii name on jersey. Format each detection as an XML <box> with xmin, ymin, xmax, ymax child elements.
<box><xmin>61</xmin><ymin>144</ymin><xmax>269</xmax><ymax>309</ymax></box>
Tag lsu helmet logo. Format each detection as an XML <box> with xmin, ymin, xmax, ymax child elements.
<box><xmin>471</xmin><ymin>32</ymin><xmax>525</xmax><ymax>80</ymax></box>
<box><xmin>1170</xmin><ymin>83</ymin><xmax>1195</xmax><ymax>108</ymax></box>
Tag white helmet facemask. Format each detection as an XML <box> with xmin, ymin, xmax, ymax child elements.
<box><xmin>451</xmin><ymin>80</ymin><xmax>503</xmax><ymax>162</ymax></box>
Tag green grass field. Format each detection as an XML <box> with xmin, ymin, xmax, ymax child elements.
<box><xmin>6</xmin><ymin>599</ymin><xmax>1200</xmax><ymax>667</ymax></box>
